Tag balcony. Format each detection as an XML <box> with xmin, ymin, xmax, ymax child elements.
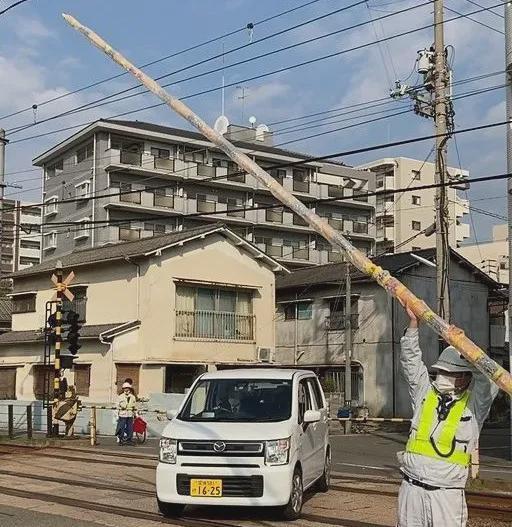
<box><xmin>264</xmin><ymin>244</ymin><xmax>283</xmax><ymax>258</ymax></box>
<box><xmin>293</xmin><ymin>214</ymin><xmax>308</xmax><ymax>227</ymax></box>
<box><xmin>197</xmin><ymin>164</ymin><xmax>215</xmax><ymax>178</ymax></box>
<box><xmin>352</xmin><ymin>190</ymin><xmax>369</xmax><ymax>202</ymax></box>
<box><xmin>119</xmin><ymin>227</ymin><xmax>141</xmax><ymax>241</ymax></box>
<box><xmin>266</xmin><ymin>208</ymin><xmax>283</xmax><ymax>224</ymax></box>
<box><xmin>154</xmin><ymin>157</ymin><xmax>175</xmax><ymax>171</ymax></box>
<box><xmin>197</xmin><ymin>199</ymin><xmax>216</xmax><ymax>214</ymax></box>
<box><xmin>120</xmin><ymin>150</ymin><xmax>142</xmax><ymax>166</ymax></box>
<box><xmin>227</xmin><ymin>207</ymin><xmax>245</xmax><ymax>219</ymax></box>
<box><xmin>328</xmin><ymin>251</ymin><xmax>344</xmax><ymax>263</ymax></box>
<box><xmin>227</xmin><ymin>172</ymin><xmax>246</xmax><ymax>183</ymax></box>
<box><xmin>292</xmin><ymin>247</ymin><xmax>309</xmax><ymax>260</ymax></box>
<box><xmin>293</xmin><ymin>178</ymin><xmax>310</xmax><ymax>193</ymax></box>
<box><xmin>353</xmin><ymin>222</ymin><xmax>369</xmax><ymax>234</ymax></box>
<box><xmin>327</xmin><ymin>217</ymin><xmax>344</xmax><ymax>231</ymax></box>
<box><xmin>120</xmin><ymin>190</ymin><xmax>141</xmax><ymax>204</ymax></box>
<box><xmin>327</xmin><ymin>185</ymin><xmax>344</xmax><ymax>199</ymax></box>
<box><xmin>176</xmin><ymin>310</ymin><xmax>255</xmax><ymax>341</ymax></box>
<box><xmin>154</xmin><ymin>193</ymin><xmax>175</xmax><ymax>208</ymax></box>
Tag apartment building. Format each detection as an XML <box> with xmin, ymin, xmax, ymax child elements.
<box><xmin>34</xmin><ymin>119</ymin><xmax>376</xmax><ymax>268</ymax></box>
<box><xmin>357</xmin><ymin>157</ymin><xmax>470</xmax><ymax>254</ymax></box>
<box><xmin>0</xmin><ymin>199</ymin><xmax>42</xmax><ymax>275</ymax></box>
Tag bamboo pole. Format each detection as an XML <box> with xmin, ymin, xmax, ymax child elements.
<box><xmin>62</xmin><ymin>13</ymin><xmax>512</xmax><ymax>397</ymax></box>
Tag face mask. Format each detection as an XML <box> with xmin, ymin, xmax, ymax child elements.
<box><xmin>433</xmin><ymin>373</ymin><xmax>457</xmax><ymax>394</ymax></box>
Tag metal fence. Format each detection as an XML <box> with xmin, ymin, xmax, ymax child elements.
<box><xmin>176</xmin><ymin>310</ymin><xmax>255</xmax><ymax>340</ymax></box>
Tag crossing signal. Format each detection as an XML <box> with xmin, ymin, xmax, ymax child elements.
<box><xmin>65</xmin><ymin>310</ymin><xmax>82</xmax><ymax>355</ymax></box>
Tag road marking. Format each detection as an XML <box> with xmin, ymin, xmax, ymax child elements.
<box><xmin>334</xmin><ymin>462</ymin><xmax>393</xmax><ymax>471</ymax></box>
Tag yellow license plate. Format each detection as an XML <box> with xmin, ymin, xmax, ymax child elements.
<box><xmin>190</xmin><ymin>479</ymin><xmax>223</xmax><ymax>497</ymax></box>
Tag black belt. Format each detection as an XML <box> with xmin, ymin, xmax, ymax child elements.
<box><xmin>402</xmin><ymin>473</ymin><xmax>441</xmax><ymax>491</ymax></box>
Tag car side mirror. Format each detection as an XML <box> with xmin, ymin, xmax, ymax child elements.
<box><xmin>303</xmin><ymin>409</ymin><xmax>321</xmax><ymax>424</ymax></box>
<box><xmin>166</xmin><ymin>410</ymin><xmax>175</xmax><ymax>420</ymax></box>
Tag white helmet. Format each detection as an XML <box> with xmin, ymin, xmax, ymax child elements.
<box><xmin>432</xmin><ymin>346</ymin><xmax>473</xmax><ymax>373</ymax></box>
<box><xmin>122</xmin><ymin>382</ymin><xmax>132</xmax><ymax>389</ymax></box>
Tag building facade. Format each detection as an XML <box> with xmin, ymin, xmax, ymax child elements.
<box><xmin>0</xmin><ymin>224</ymin><xmax>284</xmax><ymax>403</ymax></box>
<box><xmin>34</xmin><ymin>119</ymin><xmax>376</xmax><ymax>269</ymax></box>
<box><xmin>275</xmin><ymin>249</ymin><xmax>506</xmax><ymax>417</ymax></box>
<box><xmin>357</xmin><ymin>157</ymin><xmax>469</xmax><ymax>254</ymax></box>
<box><xmin>458</xmin><ymin>224</ymin><xmax>509</xmax><ymax>285</ymax></box>
<box><xmin>0</xmin><ymin>199</ymin><xmax>42</xmax><ymax>276</ymax></box>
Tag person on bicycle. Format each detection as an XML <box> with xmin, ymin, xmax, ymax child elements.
<box><xmin>117</xmin><ymin>381</ymin><xmax>137</xmax><ymax>445</ymax></box>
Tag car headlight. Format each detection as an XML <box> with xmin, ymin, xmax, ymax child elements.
<box><xmin>265</xmin><ymin>438</ymin><xmax>290</xmax><ymax>466</ymax></box>
<box><xmin>159</xmin><ymin>438</ymin><xmax>177</xmax><ymax>464</ymax></box>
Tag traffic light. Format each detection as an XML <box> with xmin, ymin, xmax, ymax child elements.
<box><xmin>46</xmin><ymin>312</ymin><xmax>58</xmax><ymax>346</ymax></box>
<box><xmin>65</xmin><ymin>310</ymin><xmax>82</xmax><ymax>355</ymax></box>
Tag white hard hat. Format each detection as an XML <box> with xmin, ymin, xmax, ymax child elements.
<box><xmin>432</xmin><ymin>346</ymin><xmax>473</xmax><ymax>373</ymax></box>
<box><xmin>122</xmin><ymin>382</ymin><xmax>132</xmax><ymax>389</ymax></box>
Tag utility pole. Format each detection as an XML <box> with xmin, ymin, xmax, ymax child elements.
<box><xmin>0</xmin><ymin>129</ymin><xmax>6</xmax><ymax>288</ymax></box>
<box><xmin>505</xmin><ymin>1</ymin><xmax>512</xmax><ymax>460</ymax></box>
<box><xmin>344</xmin><ymin>262</ymin><xmax>352</xmax><ymax>434</ymax></box>
<box><xmin>434</xmin><ymin>0</ymin><xmax>451</xmax><ymax>322</ymax></box>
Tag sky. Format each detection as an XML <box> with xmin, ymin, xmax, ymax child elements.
<box><xmin>0</xmin><ymin>0</ymin><xmax>507</xmax><ymax>244</ymax></box>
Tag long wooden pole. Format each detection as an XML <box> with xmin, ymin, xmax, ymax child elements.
<box><xmin>62</xmin><ymin>13</ymin><xmax>512</xmax><ymax>397</ymax></box>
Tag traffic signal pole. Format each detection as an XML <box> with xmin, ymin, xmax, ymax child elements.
<box><xmin>52</xmin><ymin>261</ymin><xmax>63</xmax><ymax>436</ymax></box>
<box><xmin>62</xmin><ymin>13</ymin><xmax>512</xmax><ymax>396</ymax></box>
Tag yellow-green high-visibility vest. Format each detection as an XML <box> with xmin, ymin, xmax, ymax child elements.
<box><xmin>406</xmin><ymin>388</ymin><xmax>471</xmax><ymax>466</ymax></box>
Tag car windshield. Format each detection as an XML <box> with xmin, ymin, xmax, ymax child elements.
<box><xmin>178</xmin><ymin>378</ymin><xmax>293</xmax><ymax>422</ymax></box>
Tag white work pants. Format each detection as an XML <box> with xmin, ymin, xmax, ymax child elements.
<box><xmin>397</xmin><ymin>479</ymin><xmax>468</xmax><ymax>527</ymax></box>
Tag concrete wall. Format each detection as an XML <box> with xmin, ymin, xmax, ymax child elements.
<box><xmin>276</xmin><ymin>259</ymin><xmax>492</xmax><ymax>418</ymax></box>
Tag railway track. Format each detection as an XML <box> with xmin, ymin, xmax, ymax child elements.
<box><xmin>0</xmin><ymin>444</ymin><xmax>510</xmax><ymax>523</ymax></box>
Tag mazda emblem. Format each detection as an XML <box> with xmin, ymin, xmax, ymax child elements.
<box><xmin>213</xmin><ymin>441</ymin><xmax>226</xmax><ymax>452</ymax></box>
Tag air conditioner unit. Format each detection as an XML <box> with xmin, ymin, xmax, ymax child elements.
<box><xmin>257</xmin><ymin>347</ymin><xmax>274</xmax><ymax>363</ymax></box>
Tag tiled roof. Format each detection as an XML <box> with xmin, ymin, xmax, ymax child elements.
<box><xmin>9</xmin><ymin>223</ymin><xmax>279</xmax><ymax>279</ymax></box>
<box><xmin>0</xmin><ymin>323</ymin><xmax>123</xmax><ymax>345</ymax></box>
<box><xmin>276</xmin><ymin>248</ymin><xmax>499</xmax><ymax>290</ymax></box>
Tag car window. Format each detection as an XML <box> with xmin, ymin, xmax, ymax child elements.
<box><xmin>307</xmin><ymin>378</ymin><xmax>325</xmax><ymax>410</ymax></box>
<box><xmin>298</xmin><ymin>379</ymin><xmax>312</xmax><ymax>423</ymax></box>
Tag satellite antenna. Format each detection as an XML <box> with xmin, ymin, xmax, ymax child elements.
<box><xmin>255</xmin><ymin>123</ymin><xmax>270</xmax><ymax>141</ymax></box>
<box><xmin>214</xmin><ymin>115</ymin><xmax>230</xmax><ymax>135</ymax></box>
<box><xmin>249</xmin><ymin>116</ymin><xmax>257</xmax><ymax>128</ymax></box>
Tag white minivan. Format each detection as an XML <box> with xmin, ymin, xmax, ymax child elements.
<box><xmin>156</xmin><ymin>368</ymin><xmax>330</xmax><ymax>520</ymax></box>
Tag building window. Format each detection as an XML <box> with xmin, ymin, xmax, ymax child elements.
<box><xmin>319</xmin><ymin>366</ymin><xmax>363</xmax><ymax>404</ymax></box>
<box><xmin>175</xmin><ymin>285</ymin><xmax>254</xmax><ymax>340</ymax></box>
<box><xmin>119</xmin><ymin>224</ymin><xmax>141</xmax><ymax>241</ymax></box>
<box><xmin>62</xmin><ymin>286</ymin><xmax>87</xmax><ymax>323</ymax></box>
<box><xmin>412</xmin><ymin>169</ymin><xmax>421</xmax><ymax>180</ymax></box>
<box><xmin>144</xmin><ymin>222</ymin><xmax>166</xmax><ymax>236</ymax></box>
<box><xmin>111</xmin><ymin>179</ymin><xmax>141</xmax><ymax>204</ymax></box>
<box><xmin>43</xmin><ymin>231</ymin><xmax>58</xmax><ymax>250</ymax></box>
<box><xmin>412</xmin><ymin>195</ymin><xmax>421</xmax><ymax>206</ymax></box>
<box><xmin>376</xmin><ymin>178</ymin><xmax>384</xmax><ymax>188</ymax></box>
<box><xmin>292</xmin><ymin>169</ymin><xmax>309</xmax><ymax>193</ymax></box>
<box><xmin>44</xmin><ymin>196</ymin><xmax>58</xmax><ymax>216</ymax></box>
<box><xmin>0</xmin><ymin>367</ymin><xmax>16</xmax><ymax>400</ymax></box>
<box><xmin>284</xmin><ymin>301</ymin><xmax>313</xmax><ymax>321</ymax></box>
<box><xmin>151</xmin><ymin>147</ymin><xmax>171</xmax><ymax>159</ymax></box>
<box><xmin>74</xmin><ymin>365</ymin><xmax>91</xmax><ymax>397</ymax></box>
<box><xmin>46</xmin><ymin>159</ymin><xmax>63</xmax><ymax>179</ymax></box>
<box><xmin>74</xmin><ymin>219</ymin><xmax>90</xmax><ymax>240</ymax></box>
<box><xmin>20</xmin><ymin>240</ymin><xmax>40</xmax><ymax>250</ymax></box>
<box><xmin>197</xmin><ymin>194</ymin><xmax>216</xmax><ymax>214</ymax></box>
<box><xmin>19</xmin><ymin>256</ymin><xmax>40</xmax><ymax>266</ymax></box>
<box><xmin>75</xmin><ymin>181</ymin><xmax>91</xmax><ymax>199</ymax></box>
<box><xmin>76</xmin><ymin>142</ymin><xmax>93</xmax><ymax>164</ymax></box>
<box><xmin>412</xmin><ymin>221</ymin><xmax>421</xmax><ymax>231</ymax></box>
<box><xmin>165</xmin><ymin>365</ymin><xmax>205</xmax><ymax>394</ymax></box>
<box><xmin>327</xmin><ymin>298</ymin><xmax>359</xmax><ymax>330</ymax></box>
<box><xmin>183</xmin><ymin>147</ymin><xmax>206</xmax><ymax>164</ymax></box>
<box><xmin>12</xmin><ymin>293</ymin><xmax>36</xmax><ymax>314</ymax></box>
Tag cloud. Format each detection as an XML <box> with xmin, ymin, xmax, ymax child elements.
<box><xmin>10</xmin><ymin>17</ymin><xmax>53</xmax><ymax>42</ymax></box>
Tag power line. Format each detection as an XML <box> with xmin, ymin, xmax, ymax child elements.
<box><xmin>445</xmin><ymin>3</ymin><xmax>504</xmax><ymax>34</ymax></box>
<box><xmin>6</xmin><ymin>0</ymin><xmax>427</xmax><ymax>135</ymax></box>
<box><xmin>463</xmin><ymin>0</ymin><xmax>504</xmax><ymax>19</ymax></box>
<box><xmin>0</xmin><ymin>0</ymin><xmax>31</xmax><ymax>17</ymax></box>
<box><xmin>7</xmin><ymin>1</ymin><xmax>506</xmax><ymax>145</ymax></box>
<box><xmin>0</xmin><ymin>0</ymin><xmax>329</xmax><ymax>122</ymax></box>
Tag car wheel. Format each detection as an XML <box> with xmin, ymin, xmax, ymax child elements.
<box><xmin>279</xmin><ymin>467</ymin><xmax>303</xmax><ymax>520</ymax></box>
<box><xmin>317</xmin><ymin>449</ymin><xmax>331</xmax><ymax>492</ymax></box>
<box><xmin>157</xmin><ymin>498</ymin><xmax>185</xmax><ymax>517</ymax></box>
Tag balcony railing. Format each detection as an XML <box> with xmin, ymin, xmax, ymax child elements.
<box><xmin>119</xmin><ymin>227</ymin><xmax>141</xmax><ymax>241</ymax></box>
<box><xmin>154</xmin><ymin>157</ymin><xmax>175</xmax><ymax>171</ymax></box>
<box><xmin>265</xmin><ymin>244</ymin><xmax>283</xmax><ymax>257</ymax></box>
<box><xmin>328</xmin><ymin>217</ymin><xmax>344</xmax><ymax>231</ymax></box>
<box><xmin>176</xmin><ymin>310</ymin><xmax>255</xmax><ymax>340</ymax></box>
<box><xmin>292</xmin><ymin>247</ymin><xmax>309</xmax><ymax>260</ymax></box>
<box><xmin>266</xmin><ymin>208</ymin><xmax>283</xmax><ymax>223</ymax></box>
<box><xmin>327</xmin><ymin>185</ymin><xmax>344</xmax><ymax>198</ymax></box>
<box><xmin>293</xmin><ymin>179</ymin><xmax>310</xmax><ymax>193</ymax></box>
<box><xmin>119</xmin><ymin>190</ymin><xmax>141</xmax><ymax>204</ymax></box>
<box><xmin>353</xmin><ymin>222</ymin><xmax>368</xmax><ymax>234</ymax></box>
<box><xmin>227</xmin><ymin>207</ymin><xmax>245</xmax><ymax>218</ymax></box>
<box><xmin>154</xmin><ymin>194</ymin><xmax>175</xmax><ymax>208</ymax></box>
<box><xmin>197</xmin><ymin>199</ymin><xmax>216</xmax><ymax>213</ymax></box>
<box><xmin>120</xmin><ymin>150</ymin><xmax>142</xmax><ymax>166</ymax></box>
<box><xmin>328</xmin><ymin>251</ymin><xmax>344</xmax><ymax>263</ymax></box>
<box><xmin>293</xmin><ymin>214</ymin><xmax>308</xmax><ymax>226</ymax></box>
<box><xmin>352</xmin><ymin>190</ymin><xmax>369</xmax><ymax>202</ymax></box>
<box><xmin>227</xmin><ymin>172</ymin><xmax>246</xmax><ymax>183</ymax></box>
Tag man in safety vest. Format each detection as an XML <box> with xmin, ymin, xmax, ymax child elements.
<box><xmin>397</xmin><ymin>302</ymin><xmax>498</xmax><ymax>526</ymax></box>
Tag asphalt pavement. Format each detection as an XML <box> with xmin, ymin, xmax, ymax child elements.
<box><xmin>0</xmin><ymin>506</ymin><xmax>102</xmax><ymax>527</ymax></box>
